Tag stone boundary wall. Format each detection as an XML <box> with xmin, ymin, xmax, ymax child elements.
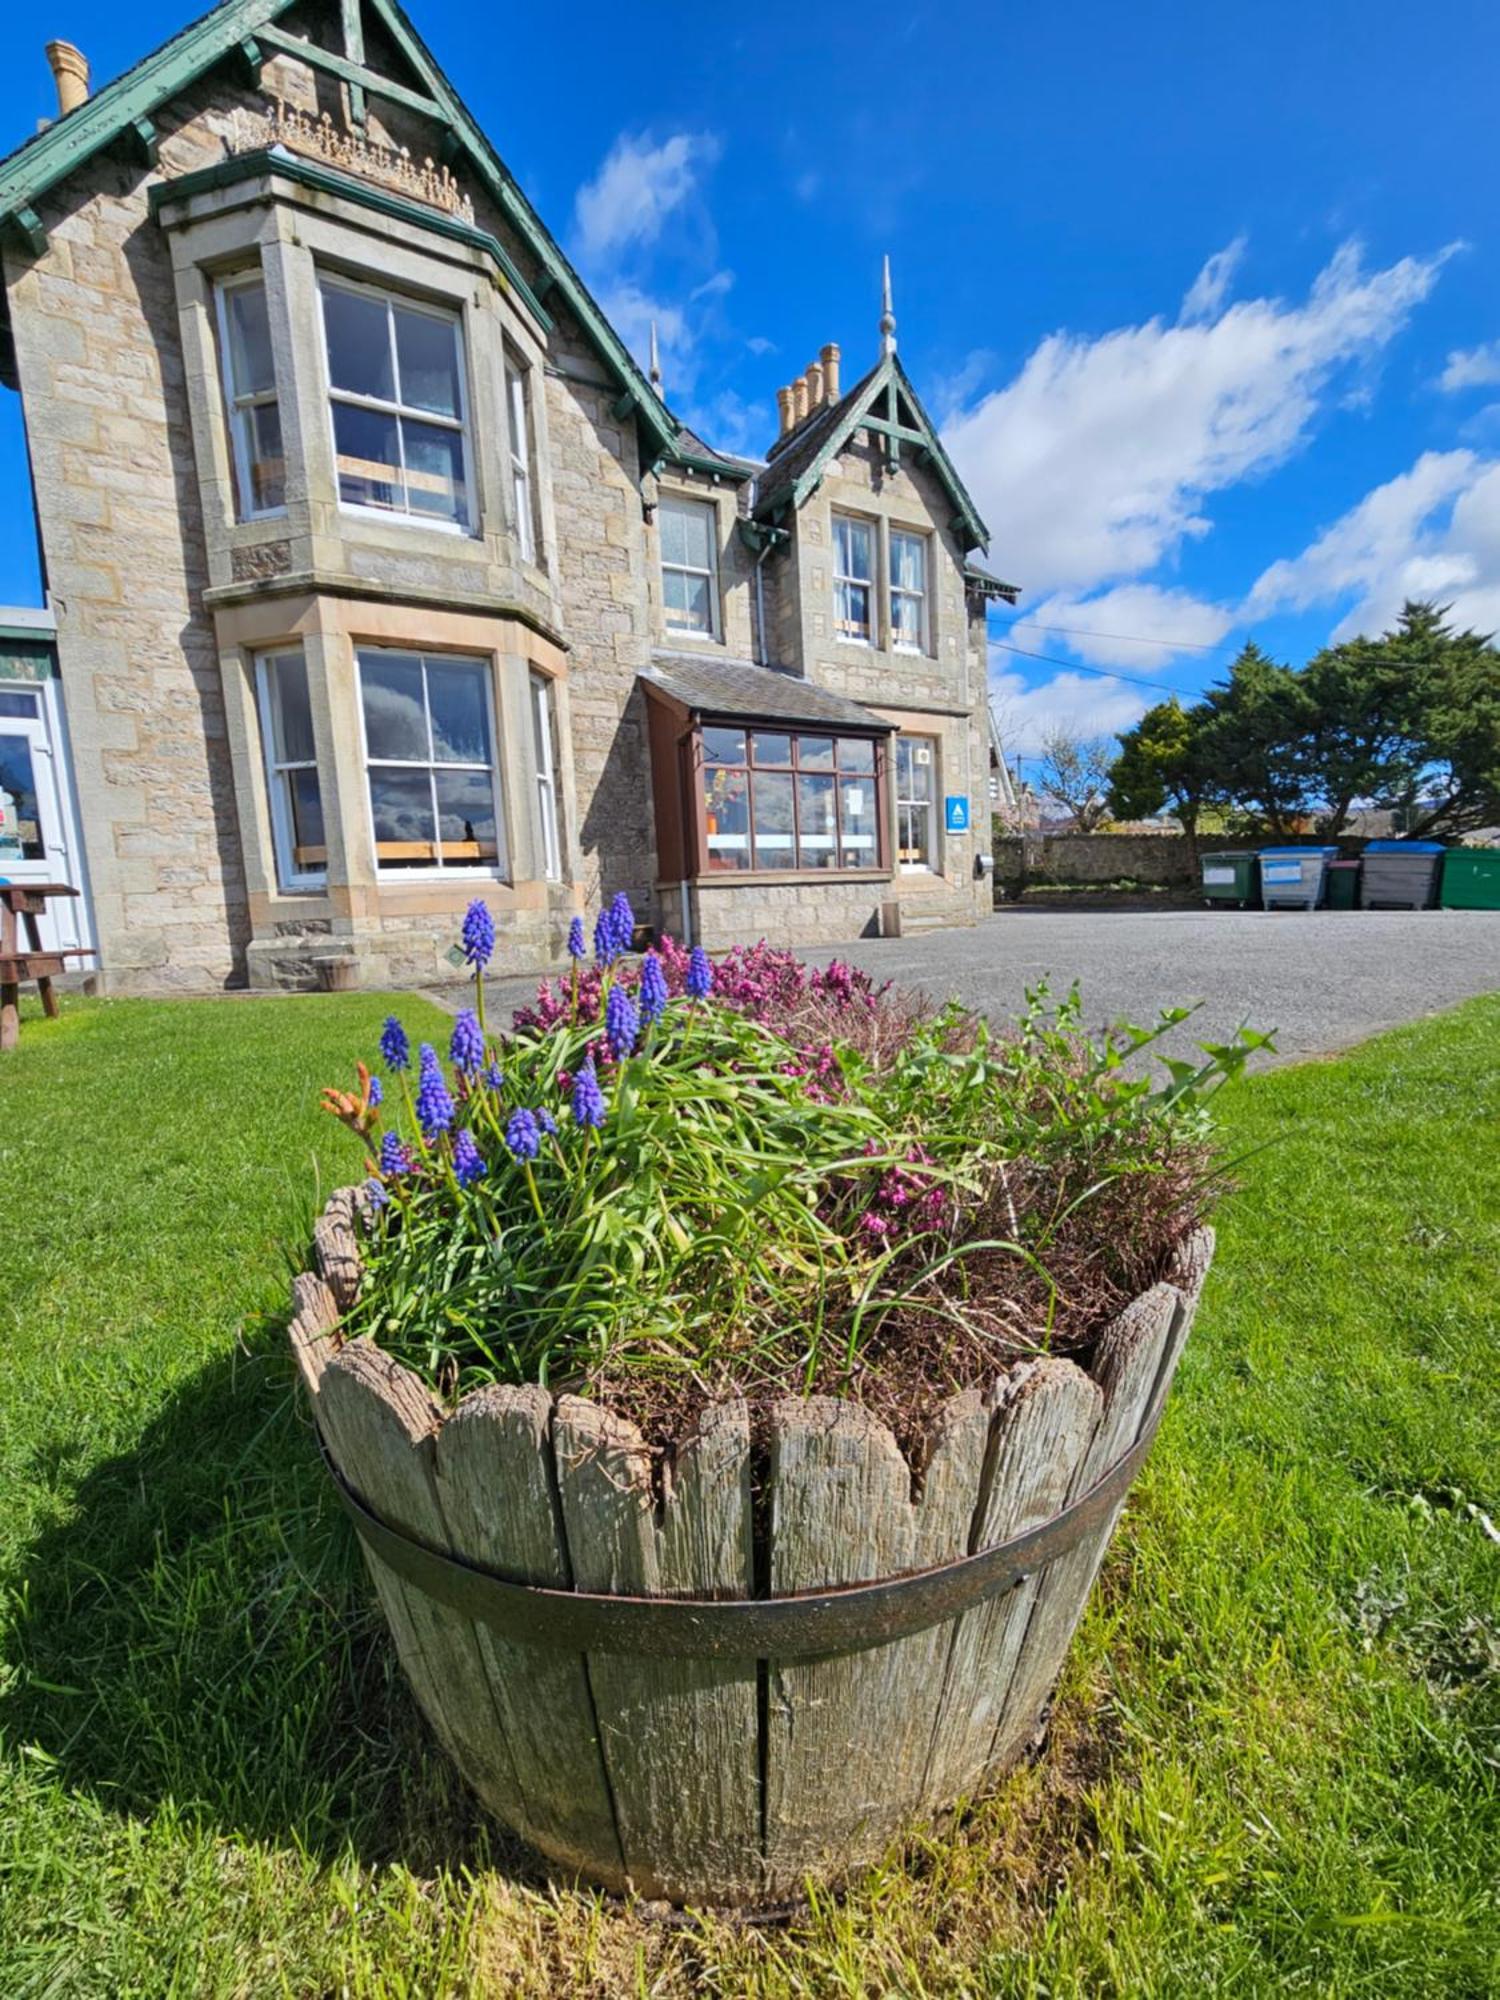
<box><xmin>992</xmin><ymin>833</ymin><xmax>1198</xmax><ymax>892</ymax></box>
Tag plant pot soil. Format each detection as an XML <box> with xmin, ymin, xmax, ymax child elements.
<box><xmin>292</xmin><ymin>1188</ymin><xmax>1214</xmax><ymax>1909</ymax></box>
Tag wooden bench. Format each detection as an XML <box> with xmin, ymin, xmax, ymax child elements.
<box><xmin>0</xmin><ymin>884</ymin><xmax>95</xmax><ymax>1049</ymax></box>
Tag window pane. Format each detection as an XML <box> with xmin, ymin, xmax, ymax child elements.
<box><xmin>891</xmin><ymin>532</ymin><xmax>926</xmax><ymax>592</ymax></box>
<box><xmin>427</xmin><ymin>661</ymin><xmax>490</xmax><ymax>763</ymax></box>
<box><xmin>402</xmin><ymin>419</ymin><xmax>466</xmax><ymax>523</ymax></box>
<box><xmin>0</xmin><ymin>732</ymin><xmax>43</xmax><ymax>859</ymax></box>
<box><xmin>836</xmin><ymin>579</ymin><xmax>870</xmax><ymax>640</ymax></box>
<box><xmin>751</xmin><ymin>731</ymin><xmax>792</xmax><ymax>765</ymax></box>
<box><xmin>287</xmin><ymin>766</ymin><xmax>326</xmax><ymax>861</ymax></box>
<box><xmin>839</xmin><ymin>775</ymin><xmax>877</xmax><ymax>866</ymax></box>
<box><xmin>704</xmin><ymin>765</ymin><xmax>750</xmax><ymax>870</ymax></box>
<box><xmin>247</xmin><ymin>401</ymin><xmax>285</xmax><ymax>511</ymax></box>
<box><xmin>663</xmin><ymin>567</ymin><xmax>713</xmax><ymax>632</ymax></box>
<box><xmin>395</xmin><ymin>305</ymin><xmax>461</xmax><ymax>417</ymax></box>
<box><xmin>661</xmin><ymin>499</ymin><xmax>713</xmax><ymax>571</ymax></box>
<box><xmin>333</xmin><ymin>401</ymin><xmax>402</xmax><ymax>510</ymax></box>
<box><xmin>0</xmin><ymin>690</ymin><xmax>39</xmax><ymax>719</ymax></box>
<box><xmin>702</xmin><ymin>726</ymin><xmax>746</xmax><ymax>767</ymax></box>
<box><xmin>323</xmin><ymin>285</ymin><xmax>395</xmax><ymax>401</ymax></box>
<box><xmin>796</xmin><ymin>773</ymin><xmax>837</xmax><ymax>868</ymax></box>
<box><xmin>835</xmin><ymin>516</ymin><xmax>872</xmax><ymax>580</ymax></box>
<box><xmin>799</xmin><ymin>736</ymin><xmax>835</xmax><ymax>770</ymax></box>
<box><xmin>434</xmin><ymin>767</ymin><xmax>499</xmax><ymax>862</ymax></box>
<box><xmin>360</xmin><ymin>653</ymin><xmax>428</xmax><ymax>761</ymax></box>
<box><xmin>752</xmin><ymin>770</ymin><xmax>795</xmax><ymax>868</ymax></box>
<box><xmin>838</xmin><ymin>737</ymin><xmax>875</xmax><ymax>773</ymax></box>
<box><xmin>368</xmin><ymin>765</ymin><xmax>436</xmax><ymax>855</ymax></box>
<box><xmin>507</xmin><ymin>369</ymin><xmax>529</xmax><ymax>452</ymax></box>
<box><xmin>225</xmin><ymin>283</ymin><xmax>275</xmax><ymax>396</ymax></box>
<box><xmin>270</xmin><ymin>655</ymin><xmax>315</xmax><ymax>764</ymax></box>
<box><xmin>892</xmin><ymin>591</ymin><xmax>923</xmax><ymax>648</ymax></box>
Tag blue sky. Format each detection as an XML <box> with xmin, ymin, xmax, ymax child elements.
<box><xmin>2</xmin><ymin>0</ymin><xmax>1497</xmax><ymax>749</ymax></box>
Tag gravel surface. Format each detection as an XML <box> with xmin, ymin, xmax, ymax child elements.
<box><xmin>436</xmin><ymin>908</ymin><xmax>1500</xmax><ymax>1070</ymax></box>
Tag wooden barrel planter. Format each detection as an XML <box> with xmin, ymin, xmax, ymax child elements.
<box><xmin>292</xmin><ymin>1187</ymin><xmax>1214</xmax><ymax>1909</ymax></box>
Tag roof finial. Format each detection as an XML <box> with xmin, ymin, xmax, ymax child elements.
<box><xmin>879</xmin><ymin>254</ymin><xmax>897</xmax><ymax>357</ymax></box>
<box><xmin>649</xmin><ymin>319</ymin><xmax>663</xmax><ymax>395</ymax></box>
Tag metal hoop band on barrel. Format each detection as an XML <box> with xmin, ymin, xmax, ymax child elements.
<box><xmin>317</xmin><ymin>1385</ymin><xmax>1166</xmax><ymax>1662</ymax></box>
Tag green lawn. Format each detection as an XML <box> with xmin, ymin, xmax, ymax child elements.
<box><xmin>0</xmin><ymin>991</ymin><xmax>1496</xmax><ymax>1997</ymax></box>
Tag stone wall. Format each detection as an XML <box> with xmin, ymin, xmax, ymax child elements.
<box><xmin>992</xmin><ymin>832</ymin><xmax>1198</xmax><ymax>892</ymax></box>
<box><xmin>688</xmin><ymin>877</ymin><xmax>887</xmax><ymax>950</ymax></box>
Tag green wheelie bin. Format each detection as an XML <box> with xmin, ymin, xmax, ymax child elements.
<box><xmin>1201</xmin><ymin>851</ymin><xmax>1260</xmax><ymax>908</ymax></box>
<box><xmin>1440</xmin><ymin>847</ymin><xmax>1500</xmax><ymax>909</ymax></box>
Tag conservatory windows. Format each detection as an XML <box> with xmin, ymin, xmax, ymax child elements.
<box><xmin>701</xmin><ymin>727</ymin><xmax>882</xmax><ymax>873</ymax></box>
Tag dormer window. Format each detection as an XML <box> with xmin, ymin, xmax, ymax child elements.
<box><xmin>833</xmin><ymin>514</ymin><xmax>874</xmax><ymax>643</ymax></box>
<box><xmin>216</xmin><ymin>274</ymin><xmax>285</xmax><ymax>519</ymax></box>
<box><xmin>319</xmin><ymin>276</ymin><xmax>472</xmax><ymax>530</ymax></box>
<box><xmin>659</xmin><ymin>497</ymin><xmax>720</xmax><ymax>637</ymax></box>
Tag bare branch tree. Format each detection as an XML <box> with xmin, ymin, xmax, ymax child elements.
<box><xmin>1035</xmin><ymin>727</ymin><xmax>1117</xmax><ymax>830</ymax></box>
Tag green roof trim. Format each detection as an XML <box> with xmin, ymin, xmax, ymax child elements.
<box><xmin>0</xmin><ymin>0</ymin><xmax>681</xmax><ymax>465</ymax></box>
<box><xmin>755</xmin><ymin>355</ymin><xmax>991</xmax><ymax>553</ymax></box>
<box><xmin>149</xmin><ymin>145</ymin><xmax>554</xmax><ymax>332</ymax></box>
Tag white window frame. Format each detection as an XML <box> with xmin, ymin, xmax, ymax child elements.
<box><xmin>215</xmin><ymin>272</ymin><xmax>285</xmax><ymax>522</ymax></box>
<box><xmin>317</xmin><ymin>272</ymin><xmax>475</xmax><ymax>534</ymax></box>
<box><xmin>530</xmin><ymin>671</ymin><xmax>562</xmax><ymax>881</ymax></box>
<box><xmin>890</xmin><ymin>528</ymin><xmax>929</xmax><ymax>654</ymax></box>
<box><xmin>254</xmin><ymin>651</ymin><xmax>326</xmax><ymax>892</ymax></box>
<box><xmin>506</xmin><ymin>357</ymin><xmax>537</xmax><ymax>564</ymax></box>
<box><xmin>355</xmin><ymin>648</ymin><xmax>508</xmax><ymax>879</ymax></box>
<box><xmin>833</xmin><ymin>513</ymin><xmax>875</xmax><ymax>645</ymax></box>
<box><xmin>659</xmin><ymin>495</ymin><xmax>722</xmax><ymax>640</ymax></box>
<box><xmin>895</xmin><ymin>733</ymin><xmax>939</xmax><ymax>874</ymax></box>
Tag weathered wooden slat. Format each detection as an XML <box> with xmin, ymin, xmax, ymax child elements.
<box><xmin>315</xmin><ymin>1341</ymin><xmax>526</xmax><ymax>1824</ymax></box>
<box><xmin>919</xmin><ymin>1357</ymin><xmax>1104</xmax><ymax>1811</ymax></box>
<box><xmin>312</xmin><ymin>1186</ymin><xmax>362</xmax><ymax>1310</ymax></box>
<box><xmin>287</xmin><ymin>1269</ymin><xmax>339</xmax><ymax>1397</ymax></box>
<box><xmin>553</xmin><ymin>1396</ymin><xmax>759</xmax><ymax>1903</ymax></box>
<box><xmin>982</xmin><ymin>1281</ymin><xmax>1184</xmax><ymax>1777</ymax></box>
<box><xmin>433</xmin><ymin>1386</ymin><xmax>626</xmax><ymax>1886</ymax></box>
<box><xmin>761</xmin><ymin>1391</ymin><xmax>990</xmax><ymax>1890</ymax></box>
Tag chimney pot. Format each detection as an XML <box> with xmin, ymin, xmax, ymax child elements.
<box><xmin>821</xmin><ymin>342</ymin><xmax>841</xmax><ymax>400</ymax></box>
<box><xmin>792</xmin><ymin>375</ymin><xmax>809</xmax><ymax>423</ymax></box>
<box><xmin>45</xmin><ymin>40</ymin><xmax>89</xmax><ymax>117</ymax></box>
<box><xmin>776</xmin><ymin>384</ymin><xmax>796</xmax><ymax>435</ymax></box>
<box><xmin>806</xmin><ymin>360</ymin><xmax>824</xmax><ymax>408</ymax></box>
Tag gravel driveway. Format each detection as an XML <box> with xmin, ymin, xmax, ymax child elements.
<box><xmin>799</xmin><ymin>908</ymin><xmax>1500</xmax><ymax>1065</ymax></box>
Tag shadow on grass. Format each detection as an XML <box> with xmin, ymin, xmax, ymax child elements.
<box><xmin>2</xmin><ymin>1320</ymin><xmax>545</xmax><ymax>1879</ymax></box>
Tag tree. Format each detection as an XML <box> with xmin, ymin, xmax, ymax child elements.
<box><xmin>1195</xmin><ymin>643</ymin><xmax>1313</xmax><ymax>837</ymax></box>
<box><xmin>1108</xmin><ymin>698</ymin><xmax>1211</xmax><ymax>861</ymax></box>
<box><xmin>1035</xmin><ymin>728</ymin><xmax>1116</xmax><ymax>830</ymax></box>
<box><xmin>1381</xmin><ymin>602</ymin><xmax>1500</xmax><ymax>838</ymax></box>
<box><xmin>1298</xmin><ymin>633</ymin><xmax>1420</xmax><ymax>835</ymax></box>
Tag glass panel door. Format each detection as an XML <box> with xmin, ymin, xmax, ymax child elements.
<box><xmin>0</xmin><ymin>683</ymin><xmax>88</xmax><ymax>951</ymax></box>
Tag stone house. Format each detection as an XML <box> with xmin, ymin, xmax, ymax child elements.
<box><xmin>0</xmin><ymin>0</ymin><xmax>1016</xmax><ymax>991</ymax></box>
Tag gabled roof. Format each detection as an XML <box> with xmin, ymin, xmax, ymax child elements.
<box><xmin>752</xmin><ymin>353</ymin><xmax>990</xmax><ymax>553</ymax></box>
<box><xmin>0</xmin><ymin>0</ymin><xmax>678</xmax><ymax>466</ymax></box>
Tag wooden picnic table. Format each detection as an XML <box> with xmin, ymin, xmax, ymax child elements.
<box><xmin>0</xmin><ymin>883</ymin><xmax>93</xmax><ymax>1049</ymax></box>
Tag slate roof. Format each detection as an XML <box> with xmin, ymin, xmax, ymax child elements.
<box><xmin>642</xmin><ymin>652</ymin><xmax>894</xmax><ymax>732</ymax></box>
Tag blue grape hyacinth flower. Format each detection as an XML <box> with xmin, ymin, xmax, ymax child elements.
<box><xmin>367</xmin><ymin>1075</ymin><xmax>383</xmax><ymax>1110</ymax></box>
<box><xmin>593</xmin><ymin>907</ymin><xmax>618</xmax><ymax>967</ymax></box>
<box><xmin>449</xmin><ymin>1008</ymin><xmax>485</xmax><ymax>1075</ymax></box>
<box><xmin>639</xmin><ymin>949</ymin><xmax>669</xmax><ymax>1023</ymax></box>
<box><xmin>571</xmin><ymin>1058</ymin><xmax>606</xmax><ymax>1129</ymax></box>
<box><xmin>380</xmin><ymin>1015</ymin><xmax>410</xmax><ymax>1070</ymax></box>
<box><xmin>567</xmin><ymin>915</ymin><xmax>586</xmax><ymax>959</ymax></box>
<box><xmin>537</xmin><ymin>1107</ymin><xmax>557</xmax><ymax>1136</ymax></box>
<box><xmin>378</xmin><ymin>1130</ymin><xmax>413</xmax><ymax>1177</ymax></box>
<box><xmin>505</xmin><ymin>1107</ymin><xmax>541</xmax><ymax>1161</ymax></box>
<box><xmin>415</xmin><ymin>1043</ymin><xmax>455</xmax><ymax>1137</ymax></box>
<box><xmin>607</xmin><ymin>891</ymin><xmax>635</xmax><ymax>955</ymax></box>
<box><xmin>482</xmin><ymin>1061</ymin><xmax>504</xmax><ymax>1092</ymax></box>
<box><xmin>605</xmin><ymin>983</ymin><xmax>640</xmax><ymax>1060</ymax></box>
<box><xmin>452</xmin><ymin>1128</ymin><xmax>487</xmax><ymax>1186</ymax></box>
<box><xmin>363</xmin><ymin>1177</ymin><xmax>388</xmax><ymax>1211</ymax></box>
<box><xmin>685</xmin><ymin>946</ymin><xmax>713</xmax><ymax>1000</ymax></box>
<box><xmin>461</xmin><ymin>898</ymin><xmax>496</xmax><ymax>968</ymax></box>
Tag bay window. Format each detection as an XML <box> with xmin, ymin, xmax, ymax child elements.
<box><xmin>660</xmin><ymin>497</ymin><xmax>720</xmax><ymax>637</ymax></box>
<box><xmin>358</xmin><ymin>649</ymin><xmax>503</xmax><ymax>872</ymax></box>
<box><xmin>702</xmin><ymin>727</ymin><xmax>882</xmax><ymax>873</ymax></box>
<box><xmin>890</xmin><ymin>530</ymin><xmax>928</xmax><ymax>651</ymax></box>
<box><xmin>217</xmin><ymin>274</ymin><xmax>285</xmax><ymax>518</ymax></box>
<box><xmin>320</xmin><ymin>277</ymin><xmax>471</xmax><ymax>528</ymax></box>
<box><xmin>833</xmin><ymin>514</ymin><xmax>874</xmax><ymax>643</ymax></box>
<box><xmin>895</xmin><ymin>734</ymin><xmax>937</xmax><ymax>871</ymax></box>
<box><xmin>530</xmin><ymin>671</ymin><xmax>561</xmax><ymax>880</ymax></box>
<box><xmin>255</xmin><ymin>650</ymin><xmax>325</xmax><ymax>890</ymax></box>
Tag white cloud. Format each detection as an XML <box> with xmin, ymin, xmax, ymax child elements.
<box><xmin>1179</xmin><ymin>236</ymin><xmax>1247</xmax><ymax>323</ymax></box>
<box><xmin>988</xmin><ymin>658</ymin><xmax>1150</xmax><ymax>756</ymax></box>
<box><xmin>943</xmin><ymin>239</ymin><xmax>1457</xmax><ymax>599</ymax></box>
<box><xmin>1247</xmin><ymin>448</ymin><xmax>1500</xmax><ymax>638</ymax></box>
<box><xmin>680</xmin><ymin>388</ymin><xmax>772</xmax><ymax>460</ymax></box>
<box><xmin>573</xmin><ymin>131</ymin><xmax>721</xmax><ymax>265</ymax></box>
<box><xmin>691</xmin><ymin>269</ymin><xmax>735</xmax><ymax>302</ymax></box>
<box><xmin>1439</xmin><ymin>341</ymin><xmax>1500</xmax><ymax>393</ymax></box>
<box><xmin>595</xmin><ymin>282</ymin><xmax>694</xmax><ymax>389</ymax></box>
<box><xmin>1009</xmin><ymin>583</ymin><xmax>1236</xmax><ymax>668</ymax></box>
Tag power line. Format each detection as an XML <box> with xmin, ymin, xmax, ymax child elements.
<box><xmin>989</xmin><ymin>639</ymin><xmax>1196</xmax><ymax>698</ymax></box>
<box><xmin>994</xmin><ymin>618</ymin><xmax>1238</xmax><ymax>655</ymax></box>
